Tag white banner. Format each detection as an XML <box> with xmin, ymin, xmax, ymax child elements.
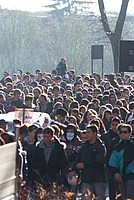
<box><xmin>0</xmin><ymin>111</ymin><xmax>51</xmax><ymax>127</ymax></box>
<box><xmin>0</xmin><ymin>142</ymin><xmax>16</xmax><ymax>199</ymax></box>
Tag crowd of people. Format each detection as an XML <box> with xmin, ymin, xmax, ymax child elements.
<box><xmin>0</xmin><ymin>58</ymin><xmax>134</xmax><ymax>200</ymax></box>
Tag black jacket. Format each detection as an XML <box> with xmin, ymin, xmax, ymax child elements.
<box><xmin>56</xmin><ymin>62</ymin><xmax>67</xmax><ymax>76</ymax></box>
<box><xmin>101</xmin><ymin>129</ymin><xmax>119</xmax><ymax>164</ymax></box>
<box><xmin>29</xmin><ymin>138</ymin><xmax>68</xmax><ymax>184</ymax></box>
<box><xmin>75</xmin><ymin>138</ymin><xmax>106</xmax><ymax>183</ymax></box>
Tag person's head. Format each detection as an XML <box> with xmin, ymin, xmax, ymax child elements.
<box><xmin>19</xmin><ymin>124</ymin><xmax>28</xmax><ymax>141</ymax></box>
<box><xmin>119</xmin><ymin>124</ymin><xmax>132</xmax><ymax>140</ymax></box>
<box><xmin>65</xmin><ymin>124</ymin><xmax>77</xmax><ymax>141</ymax></box>
<box><xmin>79</xmin><ymin>105</ymin><xmax>87</xmax><ymax>114</ymax></box>
<box><xmin>35</xmin><ymin>127</ymin><xmax>43</xmax><ymax>142</ymax></box>
<box><xmin>102</xmin><ymin>95</ymin><xmax>109</xmax><ymax>104</ymax></box>
<box><xmin>39</xmin><ymin>93</ymin><xmax>47</xmax><ymax>105</ymax></box>
<box><xmin>109</xmin><ymin>93</ymin><xmax>117</xmax><ymax>105</ymax></box>
<box><xmin>104</xmin><ymin>81</ymin><xmax>111</xmax><ymax>90</ymax></box>
<box><xmin>80</xmin><ymin>98</ymin><xmax>89</xmax><ymax>107</ymax></box>
<box><xmin>0</xmin><ymin>119</ymin><xmax>8</xmax><ymax>132</ymax></box>
<box><xmin>116</xmin><ymin>123</ymin><xmax>123</xmax><ymax>135</ymax></box>
<box><xmin>93</xmin><ymin>73</ymin><xmax>101</xmax><ymax>84</ymax></box>
<box><xmin>115</xmin><ymin>100</ymin><xmax>123</xmax><ymax>108</ymax></box>
<box><xmin>13</xmin><ymin>89</ymin><xmax>22</xmax><ymax>100</ymax></box>
<box><xmin>110</xmin><ymin>117</ymin><xmax>121</xmax><ymax>132</ymax></box>
<box><xmin>23</xmin><ymin>75</ymin><xmax>30</xmax><ymax>85</ymax></box>
<box><xmin>28</xmin><ymin>124</ymin><xmax>38</xmax><ymax>141</ymax></box>
<box><xmin>61</xmin><ymin>58</ymin><xmax>66</xmax><ymax>64</ymax></box>
<box><xmin>3</xmin><ymin>71</ymin><xmax>9</xmax><ymax>78</ymax></box>
<box><xmin>43</xmin><ymin>126</ymin><xmax>54</xmax><ymax>145</ymax></box>
<box><xmin>71</xmin><ymin>108</ymin><xmax>79</xmax><ymax>119</ymax></box>
<box><xmin>93</xmin><ymin>88</ymin><xmax>101</xmax><ymax>98</ymax></box>
<box><xmin>129</xmin><ymin>102</ymin><xmax>134</xmax><ymax>113</ymax></box>
<box><xmin>92</xmin><ymin>99</ymin><xmax>100</xmax><ymax>110</ymax></box>
<box><xmin>54</xmin><ymin>96</ymin><xmax>63</xmax><ymax>104</ymax></box>
<box><xmin>99</xmin><ymin>106</ymin><xmax>107</xmax><ymax>118</ymax></box>
<box><xmin>69</xmin><ymin>101</ymin><xmax>79</xmax><ymax>112</ymax></box>
<box><xmin>68</xmin><ymin>115</ymin><xmax>77</xmax><ymax>125</ymax></box>
<box><xmin>86</xmin><ymin>125</ymin><xmax>98</xmax><ymax>144</ymax></box>
<box><xmin>112</xmin><ymin>107</ymin><xmax>120</xmax><ymax>118</ymax></box>
<box><xmin>64</xmin><ymin>98</ymin><xmax>72</xmax><ymax>110</ymax></box>
<box><xmin>39</xmin><ymin>78</ymin><xmax>47</xmax><ymax>87</ymax></box>
<box><xmin>36</xmin><ymin>72</ymin><xmax>43</xmax><ymax>81</ymax></box>
<box><xmin>13</xmin><ymin>119</ymin><xmax>21</xmax><ymax>132</ymax></box>
<box><xmin>16</xmin><ymin>83</ymin><xmax>24</xmax><ymax>91</ymax></box>
<box><xmin>53</xmin><ymin>102</ymin><xmax>63</xmax><ymax>111</ymax></box>
<box><xmin>89</xmin><ymin>78</ymin><xmax>96</xmax><ymax>87</ymax></box>
<box><xmin>55</xmin><ymin>108</ymin><xmax>67</xmax><ymax>123</ymax></box>
<box><xmin>81</xmin><ymin>131</ymin><xmax>87</xmax><ymax>144</ymax></box>
<box><xmin>82</xmin><ymin>89</ymin><xmax>89</xmax><ymax>99</ymax></box>
<box><xmin>33</xmin><ymin>87</ymin><xmax>41</xmax><ymax>98</ymax></box>
<box><xmin>103</xmin><ymin>109</ymin><xmax>112</xmax><ymax>121</ymax></box>
<box><xmin>6</xmin><ymin>83</ymin><xmax>13</xmax><ymax>93</ymax></box>
<box><xmin>25</xmin><ymin>95</ymin><xmax>33</xmax><ymax>107</ymax></box>
<box><xmin>53</xmin><ymin>85</ymin><xmax>60</xmax><ymax>96</ymax></box>
<box><xmin>89</xmin><ymin>118</ymin><xmax>100</xmax><ymax>130</ymax></box>
<box><xmin>4</xmin><ymin>76</ymin><xmax>12</xmax><ymax>83</ymax></box>
<box><xmin>82</xmin><ymin>109</ymin><xmax>93</xmax><ymax>123</ymax></box>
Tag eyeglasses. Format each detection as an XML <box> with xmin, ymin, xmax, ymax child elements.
<box><xmin>119</xmin><ymin>130</ymin><xmax>129</xmax><ymax>134</ymax></box>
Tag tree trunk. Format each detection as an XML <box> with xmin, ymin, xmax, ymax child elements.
<box><xmin>109</xmin><ymin>35</ymin><xmax>120</xmax><ymax>73</ymax></box>
<box><xmin>98</xmin><ymin>0</ymin><xmax>129</xmax><ymax>73</ymax></box>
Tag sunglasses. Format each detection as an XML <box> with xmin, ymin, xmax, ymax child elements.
<box><xmin>119</xmin><ymin>130</ymin><xmax>128</xmax><ymax>134</ymax></box>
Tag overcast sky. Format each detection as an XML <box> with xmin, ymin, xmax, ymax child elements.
<box><xmin>0</xmin><ymin>0</ymin><xmax>133</xmax><ymax>14</ymax></box>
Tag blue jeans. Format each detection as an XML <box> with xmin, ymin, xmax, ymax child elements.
<box><xmin>81</xmin><ymin>182</ymin><xmax>106</xmax><ymax>200</ymax></box>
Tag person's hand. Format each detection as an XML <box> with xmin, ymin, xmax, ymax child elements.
<box><xmin>76</xmin><ymin>162</ymin><xmax>84</xmax><ymax>169</ymax></box>
<box><xmin>67</xmin><ymin>171</ymin><xmax>76</xmax><ymax>179</ymax></box>
<box><xmin>114</xmin><ymin>173</ymin><xmax>122</xmax><ymax>182</ymax></box>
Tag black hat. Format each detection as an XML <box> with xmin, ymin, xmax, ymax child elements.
<box><xmin>56</xmin><ymin>108</ymin><xmax>67</xmax><ymax>116</ymax></box>
<box><xmin>0</xmin><ymin>119</ymin><xmax>8</xmax><ymax>124</ymax></box>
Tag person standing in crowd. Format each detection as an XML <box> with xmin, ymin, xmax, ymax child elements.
<box><xmin>12</xmin><ymin>89</ymin><xmax>23</xmax><ymax>108</ymax></box>
<box><xmin>101</xmin><ymin>117</ymin><xmax>121</xmax><ymax>200</ymax></box>
<box><xmin>56</xmin><ymin>58</ymin><xmax>67</xmax><ymax>77</ymax></box>
<box><xmin>69</xmin><ymin>125</ymin><xmax>106</xmax><ymax>200</ymax></box>
<box><xmin>28</xmin><ymin>126</ymin><xmax>68</xmax><ymax>188</ymax></box>
<box><xmin>109</xmin><ymin>124</ymin><xmax>134</xmax><ymax>199</ymax></box>
<box><xmin>35</xmin><ymin>93</ymin><xmax>53</xmax><ymax>114</ymax></box>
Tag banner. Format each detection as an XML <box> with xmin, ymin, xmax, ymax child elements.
<box><xmin>0</xmin><ymin>111</ymin><xmax>51</xmax><ymax>128</ymax></box>
<box><xmin>15</xmin><ymin>109</ymin><xmax>34</xmax><ymax>124</ymax></box>
<box><xmin>0</xmin><ymin>142</ymin><xmax>16</xmax><ymax>199</ymax></box>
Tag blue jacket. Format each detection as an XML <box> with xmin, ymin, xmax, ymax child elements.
<box><xmin>109</xmin><ymin>138</ymin><xmax>134</xmax><ymax>180</ymax></box>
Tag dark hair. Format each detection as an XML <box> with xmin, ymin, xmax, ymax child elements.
<box><xmin>13</xmin><ymin>119</ymin><xmax>21</xmax><ymax>125</ymax></box>
<box><xmin>80</xmin><ymin>98</ymin><xmax>89</xmax><ymax>106</ymax></box>
<box><xmin>111</xmin><ymin>117</ymin><xmax>121</xmax><ymax>124</ymax></box>
<box><xmin>86</xmin><ymin>124</ymin><xmax>98</xmax><ymax>134</ymax></box>
<box><xmin>13</xmin><ymin>89</ymin><xmax>21</xmax><ymax>96</ymax></box>
<box><xmin>35</xmin><ymin>127</ymin><xmax>43</xmax><ymax>142</ymax></box>
<box><xmin>43</xmin><ymin>126</ymin><xmax>54</xmax><ymax>136</ymax></box>
<box><xmin>129</xmin><ymin>102</ymin><xmax>134</xmax><ymax>110</ymax></box>
<box><xmin>120</xmin><ymin>124</ymin><xmax>132</xmax><ymax>133</ymax></box>
<box><xmin>28</xmin><ymin>124</ymin><xmax>38</xmax><ymax>132</ymax></box>
<box><xmin>19</xmin><ymin>124</ymin><xmax>28</xmax><ymax>135</ymax></box>
<box><xmin>25</xmin><ymin>95</ymin><xmax>33</xmax><ymax>102</ymax></box>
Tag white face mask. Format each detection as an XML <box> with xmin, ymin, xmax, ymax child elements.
<box><xmin>37</xmin><ymin>134</ymin><xmax>43</xmax><ymax>141</ymax></box>
<box><xmin>66</xmin><ymin>132</ymin><xmax>75</xmax><ymax>141</ymax></box>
